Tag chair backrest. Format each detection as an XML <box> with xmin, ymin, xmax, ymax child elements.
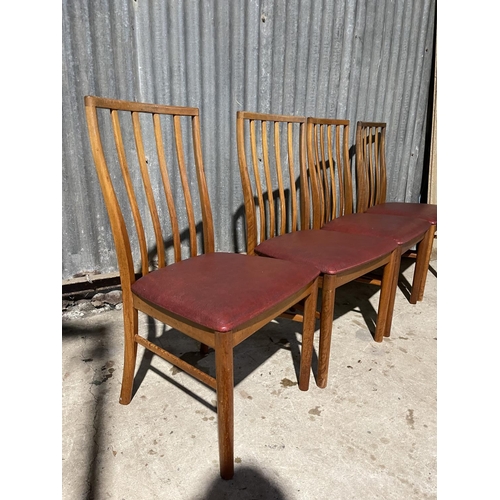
<box><xmin>306</xmin><ymin>117</ymin><xmax>353</xmax><ymax>229</ymax></box>
<box><xmin>84</xmin><ymin>96</ymin><xmax>215</xmax><ymax>294</ymax></box>
<box><xmin>236</xmin><ymin>111</ymin><xmax>309</xmax><ymax>255</ymax></box>
<box><xmin>355</xmin><ymin>121</ymin><xmax>387</xmax><ymax>213</ymax></box>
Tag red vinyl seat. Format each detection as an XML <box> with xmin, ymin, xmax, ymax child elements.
<box><xmin>255</xmin><ymin>230</ymin><xmax>396</xmax><ymax>276</ymax></box>
<box><xmin>366</xmin><ymin>202</ymin><xmax>437</xmax><ymax>225</ymax></box>
<box><xmin>321</xmin><ymin>212</ymin><xmax>431</xmax><ymax>246</ymax></box>
<box><xmin>132</xmin><ymin>252</ymin><xmax>319</xmax><ymax>333</ymax></box>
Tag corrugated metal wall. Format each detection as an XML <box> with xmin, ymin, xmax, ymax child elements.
<box><xmin>62</xmin><ymin>0</ymin><xmax>436</xmax><ymax>280</ymax></box>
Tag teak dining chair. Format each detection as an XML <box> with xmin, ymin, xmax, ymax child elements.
<box><xmin>236</xmin><ymin>111</ymin><xmax>401</xmax><ymax>389</ymax></box>
<box><xmin>355</xmin><ymin>121</ymin><xmax>437</xmax><ymax>302</ymax></box>
<box><xmin>84</xmin><ymin>96</ymin><xmax>320</xmax><ymax>480</ymax></box>
<box><xmin>306</xmin><ymin>117</ymin><xmax>433</xmax><ymax>309</ymax></box>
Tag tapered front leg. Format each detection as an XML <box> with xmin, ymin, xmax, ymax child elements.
<box><xmin>215</xmin><ymin>331</ymin><xmax>234</xmax><ymax>480</ymax></box>
<box><xmin>316</xmin><ymin>274</ymin><xmax>336</xmax><ymax>389</ymax></box>
<box><xmin>376</xmin><ymin>247</ymin><xmax>401</xmax><ymax>341</ymax></box>
<box><xmin>119</xmin><ymin>298</ymin><xmax>138</xmax><ymax>405</ymax></box>
<box><xmin>298</xmin><ymin>279</ymin><xmax>319</xmax><ymax>391</ymax></box>
<box><xmin>411</xmin><ymin>225</ymin><xmax>436</xmax><ymax>303</ymax></box>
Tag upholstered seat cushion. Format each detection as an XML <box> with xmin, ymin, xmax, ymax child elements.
<box><xmin>366</xmin><ymin>202</ymin><xmax>437</xmax><ymax>225</ymax></box>
<box><xmin>255</xmin><ymin>229</ymin><xmax>396</xmax><ymax>276</ymax></box>
<box><xmin>322</xmin><ymin>213</ymin><xmax>431</xmax><ymax>246</ymax></box>
<box><xmin>131</xmin><ymin>252</ymin><xmax>319</xmax><ymax>333</ymax></box>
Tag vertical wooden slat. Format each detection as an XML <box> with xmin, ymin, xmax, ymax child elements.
<box><xmin>153</xmin><ymin>113</ymin><xmax>182</xmax><ymax>263</ymax></box>
<box><xmin>249</xmin><ymin>120</ymin><xmax>266</xmax><ymax>243</ymax></box>
<box><xmin>334</xmin><ymin>126</ymin><xmax>342</xmax><ymax>216</ymax></box>
<box><xmin>327</xmin><ymin>125</ymin><xmax>337</xmax><ymax>221</ymax></box>
<box><xmin>274</xmin><ymin>122</ymin><xmax>286</xmax><ymax>235</ymax></box>
<box><xmin>111</xmin><ymin>111</ymin><xmax>149</xmax><ymax>277</ymax></box>
<box><xmin>286</xmin><ymin>122</ymin><xmax>298</xmax><ymax>231</ymax></box>
<box><xmin>236</xmin><ymin>114</ymin><xmax>258</xmax><ymax>254</ymax></box>
<box><xmin>305</xmin><ymin>120</ymin><xmax>319</xmax><ymax>230</ymax></box>
<box><xmin>374</xmin><ymin>127</ymin><xmax>381</xmax><ymax>205</ymax></box>
<box><xmin>313</xmin><ymin>124</ymin><xmax>325</xmax><ymax>227</ymax></box>
<box><xmin>319</xmin><ymin>125</ymin><xmax>331</xmax><ymax>222</ymax></box>
<box><xmin>379</xmin><ymin>126</ymin><xmax>387</xmax><ymax>204</ymax></box>
<box><xmin>131</xmin><ymin>111</ymin><xmax>166</xmax><ymax>272</ymax></box>
<box><xmin>261</xmin><ymin>121</ymin><xmax>275</xmax><ymax>238</ymax></box>
<box><xmin>314</xmin><ymin>125</ymin><xmax>326</xmax><ymax>226</ymax></box>
<box><xmin>192</xmin><ymin>114</ymin><xmax>215</xmax><ymax>253</ymax></box>
<box><xmin>355</xmin><ymin>123</ymin><xmax>367</xmax><ymax>213</ymax></box>
<box><xmin>368</xmin><ymin>126</ymin><xmax>376</xmax><ymax>208</ymax></box>
<box><xmin>342</xmin><ymin>123</ymin><xmax>353</xmax><ymax>215</ymax></box>
<box><xmin>298</xmin><ymin>121</ymin><xmax>308</xmax><ymax>230</ymax></box>
<box><xmin>365</xmin><ymin>127</ymin><xmax>371</xmax><ymax>208</ymax></box>
<box><xmin>173</xmin><ymin>115</ymin><xmax>198</xmax><ymax>257</ymax></box>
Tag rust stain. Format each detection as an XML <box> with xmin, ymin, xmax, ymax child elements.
<box><xmin>308</xmin><ymin>406</ymin><xmax>322</xmax><ymax>416</ymax></box>
<box><xmin>406</xmin><ymin>409</ymin><xmax>415</xmax><ymax>429</ymax></box>
<box><xmin>239</xmin><ymin>390</ymin><xmax>253</xmax><ymax>400</ymax></box>
<box><xmin>280</xmin><ymin>378</ymin><xmax>297</xmax><ymax>387</ymax></box>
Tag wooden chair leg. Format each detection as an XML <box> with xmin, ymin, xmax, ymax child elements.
<box><xmin>215</xmin><ymin>331</ymin><xmax>234</xmax><ymax>480</ymax></box>
<box><xmin>298</xmin><ymin>280</ymin><xmax>319</xmax><ymax>391</ymax></box>
<box><xmin>119</xmin><ymin>304</ymin><xmax>138</xmax><ymax>405</ymax></box>
<box><xmin>316</xmin><ymin>275</ymin><xmax>336</xmax><ymax>389</ymax></box>
<box><xmin>376</xmin><ymin>247</ymin><xmax>402</xmax><ymax>341</ymax></box>
<box><xmin>416</xmin><ymin>225</ymin><xmax>436</xmax><ymax>302</ymax></box>
<box><xmin>410</xmin><ymin>226</ymin><xmax>435</xmax><ymax>304</ymax></box>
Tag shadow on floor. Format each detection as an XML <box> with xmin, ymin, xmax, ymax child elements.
<box><xmin>62</xmin><ymin>323</ymin><xmax>114</xmax><ymax>500</ymax></box>
<box><xmin>199</xmin><ymin>465</ymin><xmax>289</xmax><ymax>500</ymax></box>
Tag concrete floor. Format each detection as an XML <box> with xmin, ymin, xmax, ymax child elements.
<box><xmin>62</xmin><ymin>251</ymin><xmax>437</xmax><ymax>500</ymax></box>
